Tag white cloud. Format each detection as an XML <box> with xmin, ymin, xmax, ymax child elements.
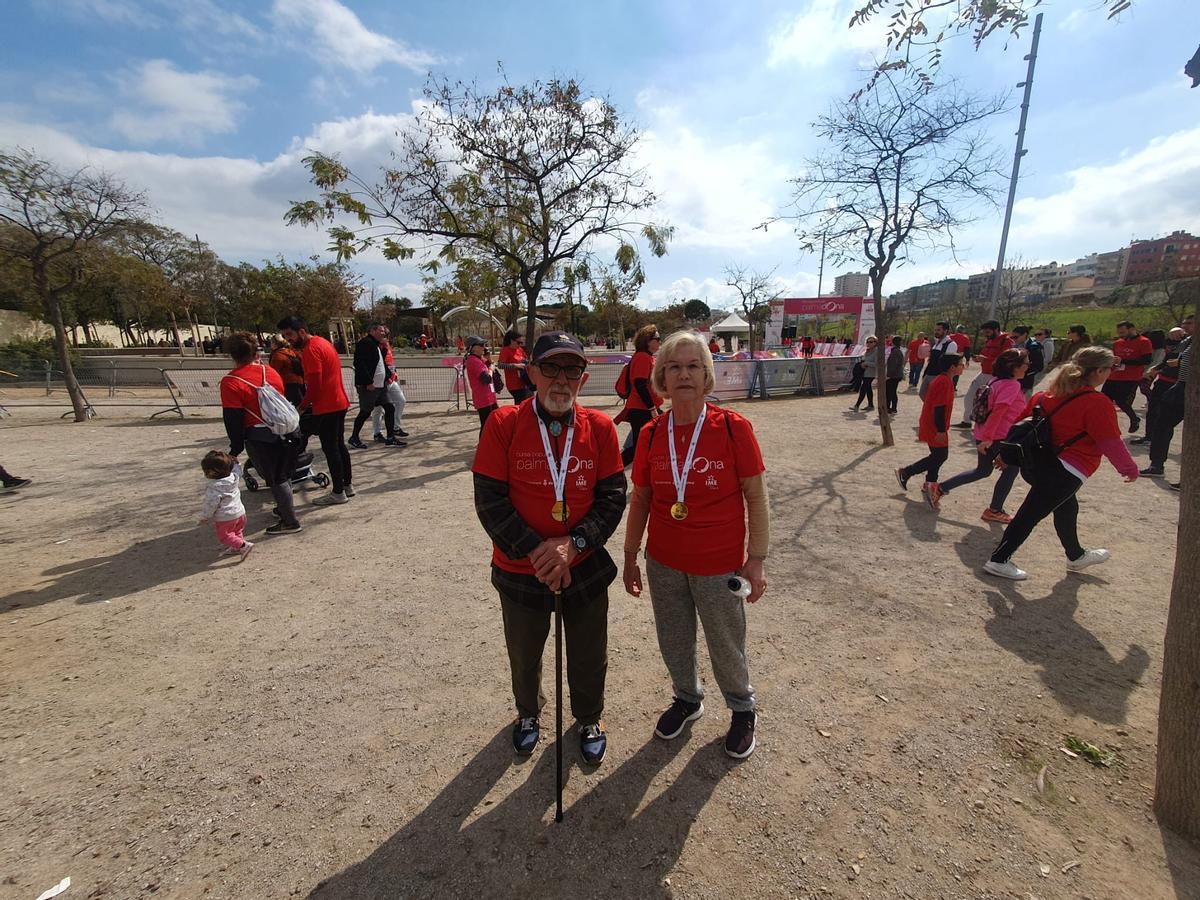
<box><xmin>1011</xmin><ymin>126</ymin><xmax>1200</xmax><ymax>249</ymax></box>
<box><xmin>110</xmin><ymin>59</ymin><xmax>257</xmax><ymax>144</ymax></box>
<box><xmin>44</xmin><ymin>0</ymin><xmax>147</xmax><ymax>26</ymax></box>
<box><xmin>642</xmin><ymin>271</ymin><xmax>821</xmax><ymax>310</ymax></box>
<box><xmin>271</xmin><ymin>0</ymin><xmax>438</xmax><ymax>74</ymax></box>
<box><xmin>766</xmin><ymin>0</ymin><xmax>888</xmax><ymax>69</ymax></box>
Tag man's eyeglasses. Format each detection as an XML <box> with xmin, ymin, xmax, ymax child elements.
<box><xmin>537</xmin><ymin>361</ymin><xmax>587</xmax><ymax>380</ymax></box>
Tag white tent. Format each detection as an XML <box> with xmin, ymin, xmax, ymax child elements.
<box><xmin>710</xmin><ymin>311</ymin><xmax>751</xmax><ymax>334</ymax></box>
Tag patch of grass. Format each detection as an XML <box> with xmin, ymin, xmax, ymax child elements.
<box><xmin>1064</xmin><ymin>736</ymin><xmax>1120</xmax><ymax>768</ymax></box>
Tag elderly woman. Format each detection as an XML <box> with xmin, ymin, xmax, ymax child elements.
<box><xmin>622</xmin><ymin>331</ymin><xmax>770</xmax><ymax>759</ymax></box>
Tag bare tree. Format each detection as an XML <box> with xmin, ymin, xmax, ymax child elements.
<box><xmin>993</xmin><ymin>255</ymin><xmax>1038</xmax><ymax>331</ymax></box>
<box><xmin>724</xmin><ymin>265</ymin><xmax>781</xmax><ymax>353</ymax></box>
<box><xmin>786</xmin><ymin>74</ymin><xmax>1004</xmax><ymax>446</ymax></box>
<box><xmin>0</xmin><ymin>149</ymin><xmax>147</xmax><ymax>421</ymax></box>
<box><xmin>287</xmin><ymin>73</ymin><xmax>671</xmax><ymax>345</ymax></box>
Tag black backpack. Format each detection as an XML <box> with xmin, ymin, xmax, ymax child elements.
<box><xmin>971</xmin><ymin>379</ymin><xmax>995</xmax><ymax>424</ymax></box>
<box><xmin>997</xmin><ymin>391</ymin><xmax>1088</xmax><ymax>481</ymax></box>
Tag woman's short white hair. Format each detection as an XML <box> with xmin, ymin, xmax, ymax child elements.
<box><xmin>651</xmin><ymin>330</ymin><xmax>716</xmax><ymax>395</ymax></box>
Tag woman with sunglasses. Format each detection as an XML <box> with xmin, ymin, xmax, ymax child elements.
<box><xmin>464</xmin><ymin>335</ymin><xmax>498</xmax><ymax>431</ymax></box>
<box><xmin>850</xmin><ymin>335</ymin><xmax>879</xmax><ymax>412</ymax></box>
<box><xmin>619</xmin><ymin>324</ymin><xmax>663</xmax><ymax>466</ymax></box>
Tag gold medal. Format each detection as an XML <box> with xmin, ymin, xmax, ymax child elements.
<box><xmin>670</xmin><ymin>501</ymin><xmax>689</xmax><ymax>521</ymax></box>
<box><xmin>551</xmin><ymin>500</ymin><xmax>569</xmax><ymax>523</ymax></box>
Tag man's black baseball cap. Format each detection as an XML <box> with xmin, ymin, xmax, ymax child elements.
<box><xmin>531</xmin><ymin>331</ymin><xmax>586</xmax><ymax>363</ymax></box>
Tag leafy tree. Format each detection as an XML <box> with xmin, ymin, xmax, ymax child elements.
<box><xmin>0</xmin><ymin>149</ymin><xmax>146</xmax><ymax>420</ymax></box>
<box><xmin>724</xmin><ymin>266</ymin><xmax>781</xmax><ymax>353</ymax></box>
<box><xmin>286</xmin><ymin>72</ymin><xmax>671</xmax><ymax>345</ymax></box>
<box><xmin>682</xmin><ymin>298</ymin><xmax>711</xmax><ymax>324</ymax></box>
<box><xmin>785</xmin><ymin>74</ymin><xmax>1003</xmax><ymax>446</ymax></box>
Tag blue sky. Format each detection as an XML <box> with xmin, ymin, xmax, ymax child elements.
<box><xmin>1</xmin><ymin>0</ymin><xmax>1197</xmax><ymax>311</ymax></box>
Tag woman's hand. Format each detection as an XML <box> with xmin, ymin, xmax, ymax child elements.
<box><xmin>623</xmin><ymin>554</ymin><xmax>643</xmax><ymax>598</ymax></box>
<box><xmin>740</xmin><ymin>557</ymin><xmax>767</xmax><ymax>603</ymax></box>
<box><xmin>978</xmin><ymin>440</ymin><xmax>992</xmax><ymax>452</ymax></box>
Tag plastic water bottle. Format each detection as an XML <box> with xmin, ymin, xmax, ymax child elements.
<box><xmin>727</xmin><ymin>576</ymin><xmax>752</xmax><ymax>600</ymax></box>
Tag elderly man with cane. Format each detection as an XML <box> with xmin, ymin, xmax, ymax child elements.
<box><xmin>472</xmin><ymin>331</ymin><xmax>626</xmax><ymax>786</ymax></box>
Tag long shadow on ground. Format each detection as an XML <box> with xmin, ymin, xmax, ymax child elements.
<box><xmin>309</xmin><ymin>727</ymin><xmax>728</xmax><ymax>899</ymax></box>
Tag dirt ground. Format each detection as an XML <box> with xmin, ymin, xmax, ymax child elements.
<box><xmin>2</xmin><ymin>384</ymin><xmax>1198</xmax><ymax>900</ymax></box>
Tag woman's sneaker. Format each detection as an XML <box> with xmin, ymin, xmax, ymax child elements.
<box><xmin>980</xmin><ymin>508</ymin><xmax>1012</xmax><ymax>524</ymax></box>
<box><xmin>725</xmin><ymin>710</ymin><xmax>757</xmax><ymax>759</ymax></box>
<box><xmin>983</xmin><ymin>559</ymin><xmax>1027</xmax><ymax>580</ymax></box>
<box><xmin>1067</xmin><ymin>548</ymin><xmax>1110</xmax><ymax>571</ymax></box>
<box><xmin>895</xmin><ymin>468</ymin><xmax>909</xmax><ymax>491</ymax></box>
<box><xmin>348</xmin><ymin>436</ymin><xmax>367</xmax><ymax>450</ymax></box>
<box><xmin>654</xmin><ymin>698</ymin><xmax>704</xmax><ymax>740</ymax></box>
<box><xmin>924</xmin><ymin>482</ymin><xmax>942</xmax><ymax>511</ymax></box>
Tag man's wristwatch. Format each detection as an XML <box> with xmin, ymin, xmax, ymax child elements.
<box><xmin>571</xmin><ymin>532</ymin><xmax>589</xmax><ymax>553</ymax></box>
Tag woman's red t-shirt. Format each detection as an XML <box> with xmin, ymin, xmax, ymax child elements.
<box><xmin>220</xmin><ymin>363</ymin><xmax>286</xmax><ymax>427</ymax></box>
<box><xmin>632</xmin><ymin>407</ymin><xmax>765</xmax><ymax>575</ymax></box>
<box><xmin>1023</xmin><ymin>388</ymin><xmax>1120</xmax><ymax>478</ymax></box>
<box><xmin>497</xmin><ymin>345</ymin><xmax>528</xmax><ymax>393</ymax></box>
<box><xmin>624</xmin><ymin>350</ymin><xmax>661</xmax><ymax>411</ymax></box>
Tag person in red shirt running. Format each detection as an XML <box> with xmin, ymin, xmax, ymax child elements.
<box><xmin>219</xmin><ymin>331</ymin><xmax>302</xmax><ymax>534</ymax></box>
<box><xmin>1102</xmin><ymin>320</ymin><xmax>1154</xmax><ymax>433</ymax></box>
<box><xmin>984</xmin><ymin>346</ymin><xmax>1139</xmax><ymax>581</ymax></box>
<box><xmin>472</xmin><ymin>331</ymin><xmax>626</xmax><ymax>765</ymax></box>
<box><xmin>622</xmin><ymin>330</ymin><xmax>769</xmax><ymax>759</ymax></box>
<box><xmin>896</xmin><ymin>353</ymin><xmax>964</xmax><ymax>510</ymax></box>
<box><xmin>619</xmin><ymin>324</ymin><xmax>663</xmax><ymax>467</ymax></box>
<box><xmin>497</xmin><ymin>329</ymin><xmax>533</xmax><ymax>404</ymax></box>
<box><xmin>956</xmin><ymin>320</ymin><xmax>1012</xmax><ymax>427</ymax></box>
<box><xmin>278</xmin><ymin>316</ymin><xmax>352</xmax><ymax>506</ymax></box>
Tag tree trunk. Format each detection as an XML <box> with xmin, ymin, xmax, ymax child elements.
<box><xmin>40</xmin><ymin>278</ymin><xmax>89</xmax><ymax>422</ymax></box>
<box><xmin>523</xmin><ymin>284</ymin><xmax>540</xmax><ymax>347</ymax></box>
<box><xmin>872</xmin><ymin>287</ymin><xmax>894</xmax><ymax>446</ymax></box>
<box><xmin>1153</xmin><ymin>296</ymin><xmax>1200</xmax><ymax>840</ymax></box>
<box><xmin>170</xmin><ymin>311</ymin><xmax>185</xmax><ymax>357</ymax></box>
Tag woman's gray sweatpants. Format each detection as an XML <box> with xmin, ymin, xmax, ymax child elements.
<box><xmin>645</xmin><ymin>555</ymin><xmax>755</xmax><ymax>712</ymax></box>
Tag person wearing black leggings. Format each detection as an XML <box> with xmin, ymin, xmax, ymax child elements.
<box><xmin>851</xmin><ymin>336</ymin><xmax>879</xmax><ymax>411</ymax></box>
<box><xmin>884</xmin><ymin>335</ymin><xmax>904</xmax><ymax>414</ymax></box>
<box><xmin>896</xmin><ymin>354</ymin><xmax>964</xmax><ymax>510</ymax></box>
<box><xmin>984</xmin><ymin>346</ymin><xmax>1139</xmax><ymax>581</ymax></box>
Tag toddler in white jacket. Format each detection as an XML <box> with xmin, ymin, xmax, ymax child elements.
<box><xmin>200</xmin><ymin>450</ymin><xmax>252</xmax><ymax>559</ymax></box>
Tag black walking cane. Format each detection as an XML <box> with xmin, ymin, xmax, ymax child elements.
<box><xmin>554</xmin><ymin>587</ymin><xmax>564</xmax><ymax>823</ymax></box>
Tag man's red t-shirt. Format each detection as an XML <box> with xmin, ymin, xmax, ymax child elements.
<box><xmin>624</xmin><ymin>350</ymin><xmax>662</xmax><ymax>411</ymax></box>
<box><xmin>1023</xmin><ymin>388</ymin><xmax>1120</xmax><ymax>477</ymax></box>
<box><xmin>951</xmin><ymin>332</ymin><xmax>971</xmax><ymax>354</ymax></box>
<box><xmin>472</xmin><ymin>403</ymin><xmax>623</xmax><ymax>575</ymax></box>
<box><xmin>220</xmin><ymin>363</ymin><xmax>285</xmax><ymax>426</ymax></box>
<box><xmin>918</xmin><ymin>374</ymin><xmax>956</xmax><ymax>446</ymax></box>
<box><xmin>497</xmin><ymin>344</ymin><xmax>528</xmax><ymax>393</ymax></box>
<box><xmin>978</xmin><ymin>333</ymin><xmax>1014</xmax><ymax>374</ymax></box>
<box><xmin>1110</xmin><ymin>335</ymin><xmax>1154</xmax><ymax>382</ymax></box>
<box><xmin>299</xmin><ymin>335</ymin><xmax>349</xmax><ymax>414</ymax></box>
<box><xmin>632</xmin><ymin>407</ymin><xmax>765</xmax><ymax>576</ymax></box>
<box><xmin>907</xmin><ymin>339</ymin><xmax>923</xmax><ymax>364</ymax></box>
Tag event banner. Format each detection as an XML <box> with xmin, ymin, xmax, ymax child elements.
<box><xmin>767</xmin><ymin>296</ymin><xmax>875</xmax><ymax>345</ymax></box>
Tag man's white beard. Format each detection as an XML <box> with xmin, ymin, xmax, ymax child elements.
<box><xmin>540</xmin><ymin>390</ymin><xmax>575</xmax><ymax>415</ymax></box>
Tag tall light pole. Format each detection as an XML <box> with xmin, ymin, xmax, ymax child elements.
<box><xmin>989</xmin><ymin>13</ymin><xmax>1043</xmax><ymax>321</ymax></box>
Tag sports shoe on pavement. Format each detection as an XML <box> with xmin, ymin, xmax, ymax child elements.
<box><xmin>1</xmin><ymin>477</ymin><xmax>32</xmax><ymax>491</ymax></box>
<box><xmin>1140</xmin><ymin>465</ymin><xmax>1165</xmax><ymax>477</ymax></box>
<box><xmin>1170</xmin><ymin>481</ymin><xmax>1181</xmax><ymax>492</ymax></box>
<box><xmin>372</xmin><ymin>433</ymin><xmax>385</xmax><ymax>443</ymax></box>
<box><xmin>239</xmin><ymin>541</ymin><xmax>254</xmax><ymax>561</ymax></box>
<box><xmin>725</xmin><ymin>710</ymin><xmax>757</xmax><ymax>759</ymax></box>
<box><xmin>579</xmin><ymin>721</ymin><xmax>607</xmax><ymax>765</ymax></box>
<box><xmin>512</xmin><ymin>716</ymin><xmax>539</xmax><ymax>756</ymax></box>
<box><xmin>395</xmin><ymin>428</ymin><xmax>410</xmax><ymax>438</ymax></box>
<box><xmin>952</xmin><ymin>422</ymin><xmax>973</xmax><ymax>429</ymax></box>
<box><xmin>312</xmin><ymin>492</ymin><xmax>349</xmax><ymax>506</ymax></box>
<box><xmin>983</xmin><ymin>559</ymin><xmax>1028</xmax><ymax>581</ymax></box>
<box><xmin>980</xmin><ymin>508</ymin><xmax>1013</xmax><ymax>524</ymax></box>
<box><xmin>895</xmin><ymin>468</ymin><xmax>909</xmax><ymax>491</ymax></box>
<box><xmin>265</xmin><ymin>521</ymin><xmax>302</xmax><ymax>535</ymax></box>
<box><xmin>924</xmin><ymin>482</ymin><xmax>942</xmax><ymax>511</ymax></box>
<box><xmin>384</xmin><ymin>437</ymin><xmax>407</xmax><ymax>447</ymax></box>
<box><xmin>348</xmin><ymin>436</ymin><xmax>367</xmax><ymax>450</ymax></box>
<box><xmin>343</xmin><ymin>484</ymin><xmax>356</xmax><ymax>497</ymax></box>
<box><xmin>654</xmin><ymin>698</ymin><xmax>704</xmax><ymax>740</ymax></box>
<box><xmin>1130</xmin><ymin>436</ymin><xmax>1149</xmax><ymax>445</ymax></box>
<box><xmin>1067</xmin><ymin>548</ymin><xmax>1111</xmax><ymax>572</ymax></box>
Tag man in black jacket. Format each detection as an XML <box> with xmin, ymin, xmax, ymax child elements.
<box><xmin>348</xmin><ymin>325</ymin><xmax>401</xmax><ymax>449</ymax></box>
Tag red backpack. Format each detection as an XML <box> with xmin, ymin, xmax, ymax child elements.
<box><xmin>614</xmin><ymin>362</ymin><xmax>632</xmax><ymax>399</ymax></box>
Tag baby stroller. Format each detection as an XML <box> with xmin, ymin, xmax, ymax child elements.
<box><xmin>243</xmin><ymin>449</ymin><xmax>329</xmax><ymax>493</ymax></box>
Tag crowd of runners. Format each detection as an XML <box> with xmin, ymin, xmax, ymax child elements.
<box><xmin>151</xmin><ymin>307</ymin><xmax>1185</xmax><ymax>766</ymax></box>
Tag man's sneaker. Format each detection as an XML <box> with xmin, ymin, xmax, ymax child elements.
<box><xmin>512</xmin><ymin>717</ymin><xmax>539</xmax><ymax>756</ymax></box>
<box><xmin>372</xmin><ymin>433</ymin><xmax>385</xmax><ymax>443</ymax></box>
<box><xmin>265</xmin><ymin>521</ymin><xmax>302</xmax><ymax>535</ymax></box>
<box><xmin>952</xmin><ymin>422</ymin><xmax>973</xmax><ymax>429</ymax></box>
<box><xmin>348</xmin><ymin>436</ymin><xmax>367</xmax><ymax>450</ymax></box>
<box><xmin>654</xmin><ymin>698</ymin><xmax>704</xmax><ymax>740</ymax></box>
<box><xmin>924</xmin><ymin>482</ymin><xmax>942</xmax><ymax>511</ymax></box>
<box><xmin>395</xmin><ymin>428</ymin><xmax>409</xmax><ymax>438</ymax></box>
<box><xmin>1140</xmin><ymin>466</ymin><xmax>1165</xmax><ymax>477</ymax></box>
<box><xmin>384</xmin><ymin>437</ymin><xmax>407</xmax><ymax>447</ymax></box>
<box><xmin>343</xmin><ymin>484</ymin><xmax>356</xmax><ymax>497</ymax></box>
<box><xmin>239</xmin><ymin>541</ymin><xmax>254</xmax><ymax>561</ymax></box>
<box><xmin>725</xmin><ymin>710</ymin><xmax>757</xmax><ymax>759</ymax></box>
<box><xmin>983</xmin><ymin>559</ymin><xmax>1028</xmax><ymax>581</ymax></box>
<box><xmin>579</xmin><ymin>721</ymin><xmax>607</xmax><ymax>765</ymax></box>
<box><xmin>1129</xmin><ymin>416</ymin><xmax>1141</xmax><ymax>434</ymax></box>
<box><xmin>312</xmin><ymin>492</ymin><xmax>349</xmax><ymax>506</ymax></box>
<box><xmin>1067</xmin><ymin>548</ymin><xmax>1111</xmax><ymax>572</ymax></box>
<box><xmin>1</xmin><ymin>477</ymin><xmax>31</xmax><ymax>491</ymax></box>
<box><xmin>980</xmin><ymin>508</ymin><xmax>1013</xmax><ymax>524</ymax></box>
<box><xmin>895</xmin><ymin>468</ymin><xmax>909</xmax><ymax>491</ymax></box>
